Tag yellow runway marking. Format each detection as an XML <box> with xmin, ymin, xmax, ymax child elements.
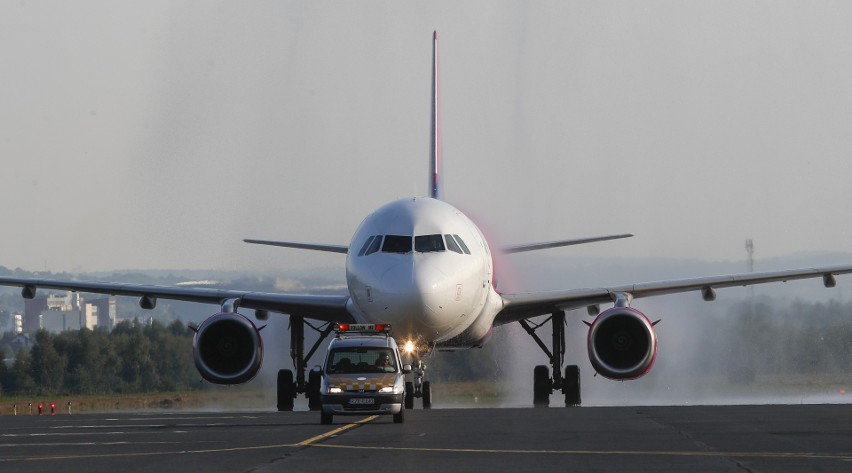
<box><xmin>297</xmin><ymin>416</ymin><xmax>379</xmax><ymax>446</ymax></box>
<box><xmin>311</xmin><ymin>444</ymin><xmax>852</xmax><ymax>461</ymax></box>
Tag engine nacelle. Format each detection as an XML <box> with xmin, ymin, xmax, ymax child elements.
<box><xmin>587</xmin><ymin>307</ymin><xmax>657</xmax><ymax>380</ymax></box>
<box><xmin>193</xmin><ymin>312</ymin><xmax>263</xmax><ymax>384</ymax></box>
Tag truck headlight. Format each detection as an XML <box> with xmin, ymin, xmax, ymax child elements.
<box><xmin>328</xmin><ymin>386</ymin><xmax>342</xmax><ymax>394</ymax></box>
<box><xmin>379</xmin><ymin>386</ymin><xmax>394</xmax><ymax>393</ymax></box>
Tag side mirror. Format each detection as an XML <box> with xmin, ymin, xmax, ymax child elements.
<box><xmin>402</xmin><ymin>364</ymin><xmax>412</xmax><ymax>374</ymax></box>
<box><xmin>312</xmin><ymin>365</ymin><xmax>322</xmax><ymax>373</ymax></box>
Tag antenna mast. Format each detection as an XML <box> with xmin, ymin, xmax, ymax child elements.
<box><xmin>746</xmin><ymin>238</ymin><xmax>755</xmax><ymax>308</ymax></box>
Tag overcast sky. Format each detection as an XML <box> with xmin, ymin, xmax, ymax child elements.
<box><xmin>2</xmin><ymin>1</ymin><xmax>852</xmax><ymax>274</ymax></box>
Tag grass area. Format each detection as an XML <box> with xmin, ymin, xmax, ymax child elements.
<box><xmin>0</xmin><ymin>382</ymin><xmax>507</xmax><ymax>414</ymax></box>
<box><xmin>0</xmin><ymin>388</ymin><xmax>275</xmax><ymax>415</ymax></box>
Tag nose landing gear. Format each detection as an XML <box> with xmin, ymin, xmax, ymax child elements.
<box><xmin>404</xmin><ymin>357</ymin><xmax>432</xmax><ymax>409</ymax></box>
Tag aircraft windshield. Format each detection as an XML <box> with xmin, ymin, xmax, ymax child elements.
<box><xmin>453</xmin><ymin>234</ymin><xmax>471</xmax><ymax>254</ymax></box>
<box><xmin>382</xmin><ymin>235</ymin><xmax>412</xmax><ymax>253</ymax></box>
<box><xmin>364</xmin><ymin>235</ymin><xmax>383</xmax><ymax>255</ymax></box>
<box><xmin>327</xmin><ymin>347</ymin><xmax>397</xmax><ymax>373</ymax></box>
<box><xmin>361</xmin><ymin>234</ymin><xmax>468</xmax><ymax>256</ymax></box>
<box><xmin>445</xmin><ymin>234</ymin><xmax>463</xmax><ymax>254</ymax></box>
<box><xmin>357</xmin><ymin>236</ymin><xmax>376</xmax><ymax>256</ymax></box>
<box><xmin>415</xmin><ymin>234</ymin><xmax>445</xmax><ymax>252</ymax></box>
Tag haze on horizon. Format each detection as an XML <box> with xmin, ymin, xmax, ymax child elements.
<box><xmin>3</xmin><ymin>1</ymin><xmax>852</xmax><ymax>274</ymax></box>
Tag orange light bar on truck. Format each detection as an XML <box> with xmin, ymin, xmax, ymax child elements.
<box><xmin>334</xmin><ymin>323</ymin><xmax>392</xmax><ymax>334</ymax></box>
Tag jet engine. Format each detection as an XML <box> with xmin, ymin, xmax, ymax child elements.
<box><xmin>587</xmin><ymin>307</ymin><xmax>657</xmax><ymax>380</ymax></box>
<box><xmin>192</xmin><ymin>312</ymin><xmax>263</xmax><ymax>384</ymax></box>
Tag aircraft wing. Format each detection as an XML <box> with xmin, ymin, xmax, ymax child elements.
<box><xmin>494</xmin><ymin>264</ymin><xmax>852</xmax><ymax>325</ymax></box>
<box><xmin>243</xmin><ymin>239</ymin><xmax>349</xmax><ymax>254</ymax></box>
<box><xmin>0</xmin><ymin>276</ymin><xmax>355</xmax><ymax>322</ymax></box>
<box><xmin>502</xmin><ymin>233</ymin><xmax>634</xmax><ymax>254</ymax></box>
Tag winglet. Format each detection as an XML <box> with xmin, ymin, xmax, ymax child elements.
<box><xmin>429</xmin><ymin>30</ymin><xmax>442</xmax><ymax>200</ymax></box>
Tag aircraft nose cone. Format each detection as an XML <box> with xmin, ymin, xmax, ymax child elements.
<box><xmin>381</xmin><ymin>260</ymin><xmax>450</xmax><ymax>329</ymax></box>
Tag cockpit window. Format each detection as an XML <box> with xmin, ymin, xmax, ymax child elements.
<box><xmin>382</xmin><ymin>235</ymin><xmax>412</xmax><ymax>253</ymax></box>
<box><xmin>415</xmin><ymin>234</ymin><xmax>445</xmax><ymax>253</ymax></box>
<box><xmin>358</xmin><ymin>236</ymin><xmax>376</xmax><ymax>256</ymax></box>
<box><xmin>452</xmin><ymin>234</ymin><xmax>471</xmax><ymax>255</ymax></box>
<box><xmin>365</xmin><ymin>235</ymin><xmax>383</xmax><ymax>255</ymax></box>
<box><xmin>444</xmin><ymin>234</ymin><xmax>463</xmax><ymax>254</ymax></box>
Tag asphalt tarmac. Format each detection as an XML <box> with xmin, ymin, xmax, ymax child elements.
<box><xmin>2</xmin><ymin>405</ymin><xmax>852</xmax><ymax>472</ymax></box>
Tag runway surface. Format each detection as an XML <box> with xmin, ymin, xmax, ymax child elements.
<box><xmin>2</xmin><ymin>405</ymin><xmax>852</xmax><ymax>472</ymax></box>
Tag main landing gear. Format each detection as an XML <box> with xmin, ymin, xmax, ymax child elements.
<box><xmin>519</xmin><ymin>310</ymin><xmax>581</xmax><ymax>407</ymax></box>
<box><xmin>277</xmin><ymin>315</ymin><xmax>334</xmax><ymax>411</ymax></box>
<box><xmin>404</xmin><ymin>357</ymin><xmax>432</xmax><ymax>410</ymax></box>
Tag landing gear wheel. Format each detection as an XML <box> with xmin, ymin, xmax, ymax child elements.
<box><xmin>404</xmin><ymin>381</ymin><xmax>414</xmax><ymax>409</ymax></box>
<box><xmin>320</xmin><ymin>411</ymin><xmax>333</xmax><ymax>425</ymax></box>
<box><xmin>393</xmin><ymin>407</ymin><xmax>405</xmax><ymax>423</ymax></box>
<box><xmin>307</xmin><ymin>370</ymin><xmax>322</xmax><ymax>411</ymax></box>
<box><xmin>422</xmin><ymin>381</ymin><xmax>432</xmax><ymax>409</ymax></box>
<box><xmin>277</xmin><ymin>369</ymin><xmax>296</xmax><ymax>411</ymax></box>
<box><xmin>533</xmin><ymin>365</ymin><xmax>550</xmax><ymax>408</ymax></box>
<box><xmin>521</xmin><ymin>312</ymin><xmax>581</xmax><ymax>408</ymax></box>
<box><xmin>563</xmin><ymin>365</ymin><xmax>581</xmax><ymax>406</ymax></box>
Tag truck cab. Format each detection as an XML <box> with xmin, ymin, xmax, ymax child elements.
<box><xmin>320</xmin><ymin>324</ymin><xmax>410</xmax><ymax>424</ymax></box>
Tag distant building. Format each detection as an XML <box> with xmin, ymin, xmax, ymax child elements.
<box><xmin>24</xmin><ymin>293</ymin><xmax>117</xmax><ymax>333</ymax></box>
<box><xmin>23</xmin><ymin>296</ymin><xmax>47</xmax><ymax>332</ymax></box>
<box><xmin>41</xmin><ymin>309</ymin><xmax>82</xmax><ymax>332</ymax></box>
<box><xmin>46</xmin><ymin>292</ymin><xmax>81</xmax><ymax>311</ymax></box>
<box><xmin>88</xmin><ymin>297</ymin><xmax>116</xmax><ymax>331</ymax></box>
<box><xmin>0</xmin><ymin>313</ymin><xmax>22</xmax><ymax>334</ymax></box>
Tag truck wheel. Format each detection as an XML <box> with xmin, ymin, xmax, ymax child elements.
<box><xmin>422</xmin><ymin>381</ymin><xmax>432</xmax><ymax>409</ymax></box>
<box><xmin>393</xmin><ymin>407</ymin><xmax>405</xmax><ymax>423</ymax></box>
<box><xmin>307</xmin><ymin>370</ymin><xmax>322</xmax><ymax>411</ymax></box>
<box><xmin>277</xmin><ymin>369</ymin><xmax>296</xmax><ymax>411</ymax></box>
<box><xmin>404</xmin><ymin>381</ymin><xmax>414</xmax><ymax>409</ymax></box>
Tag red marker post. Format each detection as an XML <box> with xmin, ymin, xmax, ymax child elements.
<box><xmin>50</xmin><ymin>403</ymin><xmax>56</xmax><ymax>416</ymax></box>
<box><xmin>38</xmin><ymin>402</ymin><xmax>43</xmax><ymax>416</ymax></box>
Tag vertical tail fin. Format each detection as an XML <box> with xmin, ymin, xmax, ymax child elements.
<box><xmin>429</xmin><ymin>31</ymin><xmax>442</xmax><ymax>200</ymax></box>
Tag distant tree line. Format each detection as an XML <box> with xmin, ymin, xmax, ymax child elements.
<box><xmin>0</xmin><ymin>319</ymin><xmax>198</xmax><ymax>396</ymax></box>
<box><xmin>707</xmin><ymin>298</ymin><xmax>852</xmax><ymax>378</ymax></box>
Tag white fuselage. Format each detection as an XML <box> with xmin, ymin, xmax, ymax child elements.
<box><xmin>345</xmin><ymin>197</ymin><xmax>503</xmax><ymax>347</ymax></box>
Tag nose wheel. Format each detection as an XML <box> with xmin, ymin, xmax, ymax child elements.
<box><xmin>405</xmin><ymin>358</ymin><xmax>432</xmax><ymax>409</ymax></box>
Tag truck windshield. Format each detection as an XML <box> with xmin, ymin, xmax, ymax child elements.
<box><xmin>327</xmin><ymin>347</ymin><xmax>397</xmax><ymax>374</ymax></box>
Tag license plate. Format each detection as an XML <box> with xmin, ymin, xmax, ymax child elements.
<box><xmin>349</xmin><ymin>398</ymin><xmax>375</xmax><ymax>405</ymax></box>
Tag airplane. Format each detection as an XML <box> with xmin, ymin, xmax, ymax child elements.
<box><xmin>2</xmin><ymin>31</ymin><xmax>852</xmax><ymax>409</ymax></box>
